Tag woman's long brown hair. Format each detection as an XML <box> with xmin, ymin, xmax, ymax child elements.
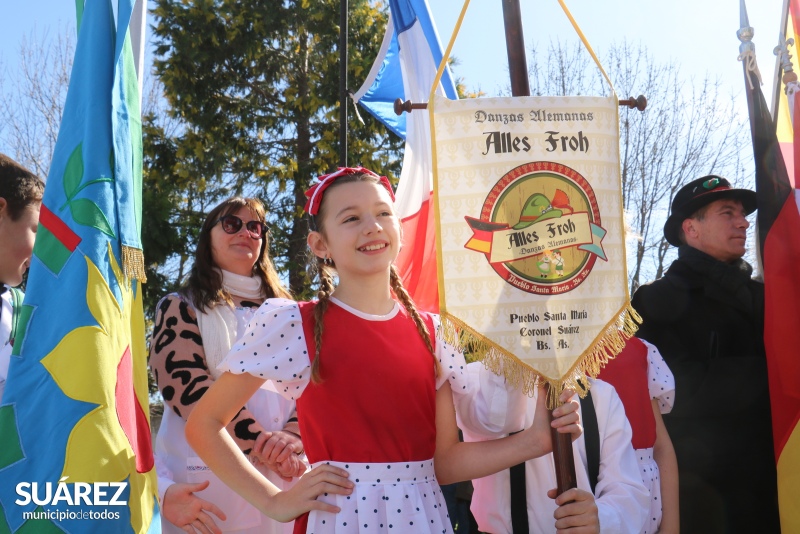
<box><xmin>183</xmin><ymin>197</ymin><xmax>290</xmax><ymax>312</ymax></box>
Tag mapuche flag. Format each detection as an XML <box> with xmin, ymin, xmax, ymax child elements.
<box><xmin>744</xmin><ymin>21</ymin><xmax>800</xmax><ymax>533</ymax></box>
<box><xmin>0</xmin><ymin>0</ymin><xmax>158</xmax><ymax>532</ymax></box>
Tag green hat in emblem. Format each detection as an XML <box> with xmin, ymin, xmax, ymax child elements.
<box><xmin>513</xmin><ymin>193</ymin><xmax>562</xmax><ymax>229</ymax></box>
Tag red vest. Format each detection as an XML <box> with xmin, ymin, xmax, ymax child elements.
<box><xmin>598</xmin><ymin>338</ymin><xmax>656</xmax><ymax>449</ymax></box>
<box><xmin>296</xmin><ymin>300</ymin><xmax>438</xmax><ymax>463</ymax></box>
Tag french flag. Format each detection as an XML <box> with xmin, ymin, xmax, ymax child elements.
<box><xmin>354</xmin><ymin>0</ymin><xmax>458</xmax><ymax>312</ymax></box>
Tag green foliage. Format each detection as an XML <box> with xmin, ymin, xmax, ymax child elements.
<box><xmin>145</xmin><ymin>0</ymin><xmax>403</xmax><ymax>297</ymax></box>
<box><xmin>140</xmin><ymin>117</ymin><xmax>198</xmax><ymax>312</ymax></box>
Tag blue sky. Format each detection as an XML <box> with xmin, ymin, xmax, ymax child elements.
<box><xmin>0</xmin><ymin>1</ymin><xmax>787</xmax><ymax>94</ymax></box>
<box><xmin>429</xmin><ymin>0</ymin><xmax>784</xmax><ymax>106</ymax></box>
<box><xmin>1</xmin><ymin>2</ymin><xmax>77</xmax><ymax>65</ymax></box>
<box><xmin>0</xmin><ymin>1</ymin><xmax>785</xmax><ymax>129</ymax></box>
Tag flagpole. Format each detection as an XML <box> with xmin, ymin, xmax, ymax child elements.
<box><xmin>771</xmin><ymin>0</ymin><xmax>791</xmax><ymax>121</ymax></box>
<box><xmin>740</xmin><ymin>3</ymin><xmax>800</xmax><ymax>530</ymax></box>
<box><xmin>339</xmin><ymin>0</ymin><xmax>348</xmax><ymax>166</ymax></box>
<box><xmin>500</xmin><ymin>0</ymin><xmax>578</xmax><ymax>496</ymax></box>
<box><xmin>771</xmin><ymin>0</ymin><xmax>791</xmax><ymax>122</ymax></box>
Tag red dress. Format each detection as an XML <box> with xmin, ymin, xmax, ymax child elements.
<box><xmin>598</xmin><ymin>337</ymin><xmax>675</xmax><ymax>534</ymax></box>
<box><xmin>599</xmin><ymin>338</ymin><xmax>655</xmax><ymax>449</ymax></box>
<box><xmin>222</xmin><ymin>297</ymin><xmax>468</xmax><ymax>534</ymax></box>
<box><xmin>295</xmin><ymin>299</ymin><xmax>437</xmax><ymax>464</ymax></box>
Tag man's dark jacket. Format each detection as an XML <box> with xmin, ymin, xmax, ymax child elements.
<box><xmin>632</xmin><ymin>246</ymin><xmax>779</xmax><ymax>533</ymax></box>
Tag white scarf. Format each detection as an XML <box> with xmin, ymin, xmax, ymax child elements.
<box><xmin>195</xmin><ymin>270</ymin><xmax>264</xmax><ymax>379</ymax></box>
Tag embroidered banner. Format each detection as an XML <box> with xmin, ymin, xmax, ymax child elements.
<box><xmin>431</xmin><ymin>94</ymin><xmax>638</xmax><ymax>397</ymax></box>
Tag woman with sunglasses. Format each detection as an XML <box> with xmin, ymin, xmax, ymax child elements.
<box><xmin>150</xmin><ymin>197</ymin><xmax>301</xmax><ymax>534</ymax></box>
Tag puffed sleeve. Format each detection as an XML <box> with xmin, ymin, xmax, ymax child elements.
<box><xmin>454</xmin><ymin>361</ymin><xmax>529</xmax><ymax>438</ymax></box>
<box><xmin>219</xmin><ymin>298</ymin><xmax>312</xmax><ymax>401</ymax></box>
<box><xmin>431</xmin><ymin>314</ymin><xmax>470</xmax><ymax>393</ymax></box>
<box><xmin>643</xmin><ymin>339</ymin><xmax>675</xmax><ymax>414</ymax></box>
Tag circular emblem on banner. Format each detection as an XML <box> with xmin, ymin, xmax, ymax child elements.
<box><xmin>463</xmin><ymin>161</ymin><xmax>607</xmax><ymax>295</ymax></box>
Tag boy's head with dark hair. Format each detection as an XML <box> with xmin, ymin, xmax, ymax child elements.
<box><xmin>0</xmin><ymin>154</ymin><xmax>44</xmax><ymax>286</ymax></box>
<box><xmin>0</xmin><ymin>154</ymin><xmax>44</xmax><ymax>219</ymax></box>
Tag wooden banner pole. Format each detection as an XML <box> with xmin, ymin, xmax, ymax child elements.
<box><xmin>501</xmin><ymin>0</ymin><xmax>578</xmax><ymax>496</ymax></box>
<box><xmin>502</xmin><ymin>0</ymin><xmax>531</xmax><ymax>97</ymax></box>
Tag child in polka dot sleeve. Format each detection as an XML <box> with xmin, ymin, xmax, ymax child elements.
<box><xmin>186</xmin><ymin>168</ymin><xmax>582</xmax><ymax>534</ymax></box>
<box><xmin>598</xmin><ymin>337</ymin><xmax>678</xmax><ymax>534</ymax></box>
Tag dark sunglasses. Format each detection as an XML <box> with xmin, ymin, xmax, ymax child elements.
<box><xmin>215</xmin><ymin>215</ymin><xmax>268</xmax><ymax>239</ymax></box>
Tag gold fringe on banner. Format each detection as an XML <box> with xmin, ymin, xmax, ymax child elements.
<box><xmin>122</xmin><ymin>245</ymin><xmax>147</xmax><ymax>282</ymax></box>
<box><xmin>439</xmin><ymin>305</ymin><xmax>642</xmax><ymax>410</ymax></box>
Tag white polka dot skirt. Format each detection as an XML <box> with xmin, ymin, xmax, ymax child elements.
<box><xmin>636</xmin><ymin>447</ymin><xmax>662</xmax><ymax>534</ymax></box>
<box><xmin>306</xmin><ymin>459</ymin><xmax>452</xmax><ymax>534</ymax></box>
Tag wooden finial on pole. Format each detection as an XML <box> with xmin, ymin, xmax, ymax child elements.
<box><xmin>619</xmin><ymin>95</ymin><xmax>648</xmax><ymax>111</ymax></box>
<box><xmin>393</xmin><ymin>98</ymin><xmax>428</xmax><ymax>115</ymax></box>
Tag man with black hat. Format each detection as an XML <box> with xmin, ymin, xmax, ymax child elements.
<box><xmin>632</xmin><ymin>175</ymin><xmax>779</xmax><ymax>533</ymax></box>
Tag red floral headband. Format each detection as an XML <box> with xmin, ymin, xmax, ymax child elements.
<box><xmin>303</xmin><ymin>167</ymin><xmax>395</xmax><ymax>216</ymax></box>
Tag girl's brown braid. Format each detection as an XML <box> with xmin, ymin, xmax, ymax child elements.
<box><xmin>390</xmin><ymin>265</ymin><xmax>441</xmax><ymax>377</ymax></box>
<box><xmin>310</xmin><ymin>257</ymin><xmax>335</xmax><ymax>383</ymax></box>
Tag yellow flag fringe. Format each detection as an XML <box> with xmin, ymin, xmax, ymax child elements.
<box><xmin>122</xmin><ymin>245</ymin><xmax>147</xmax><ymax>282</ymax></box>
<box><xmin>440</xmin><ymin>305</ymin><xmax>642</xmax><ymax>410</ymax></box>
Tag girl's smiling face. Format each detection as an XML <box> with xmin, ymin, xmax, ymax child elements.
<box><xmin>308</xmin><ymin>180</ymin><xmax>401</xmax><ymax>279</ymax></box>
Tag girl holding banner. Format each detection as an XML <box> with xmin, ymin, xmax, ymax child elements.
<box><xmin>186</xmin><ymin>167</ymin><xmax>581</xmax><ymax>533</ymax></box>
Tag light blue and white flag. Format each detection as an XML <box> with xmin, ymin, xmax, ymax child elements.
<box><xmin>354</xmin><ymin>0</ymin><xmax>458</xmax><ymax>312</ymax></box>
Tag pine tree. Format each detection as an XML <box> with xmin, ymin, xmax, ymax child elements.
<box><xmin>147</xmin><ymin>0</ymin><xmax>403</xmax><ymax>295</ymax></box>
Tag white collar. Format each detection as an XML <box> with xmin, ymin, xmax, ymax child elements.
<box><xmin>329</xmin><ymin>297</ymin><xmax>400</xmax><ymax>321</ymax></box>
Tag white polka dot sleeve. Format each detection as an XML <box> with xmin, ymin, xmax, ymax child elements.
<box><xmin>218</xmin><ymin>298</ymin><xmax>312</xmax><ymax>401</ymax></box>
<box><xmin>430</xmin><ymin>314</ymin><xmax>470</xmax><ymax>394</ymax></box>
<box><xmin>643</xmin><ymin>339</ymin><xmax>675</xmax><ymax>414</ymax></box>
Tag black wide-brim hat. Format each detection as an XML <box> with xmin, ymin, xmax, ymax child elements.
<box><xmin>663</xmin><ymin>175</ymin><xmax>757</xmax><ymax>247</ymax></box>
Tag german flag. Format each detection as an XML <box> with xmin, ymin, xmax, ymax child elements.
<box><xmin>745</xmin><ymin>14</ymin><xmax>800</xmax><ymax>532</ymax></box>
